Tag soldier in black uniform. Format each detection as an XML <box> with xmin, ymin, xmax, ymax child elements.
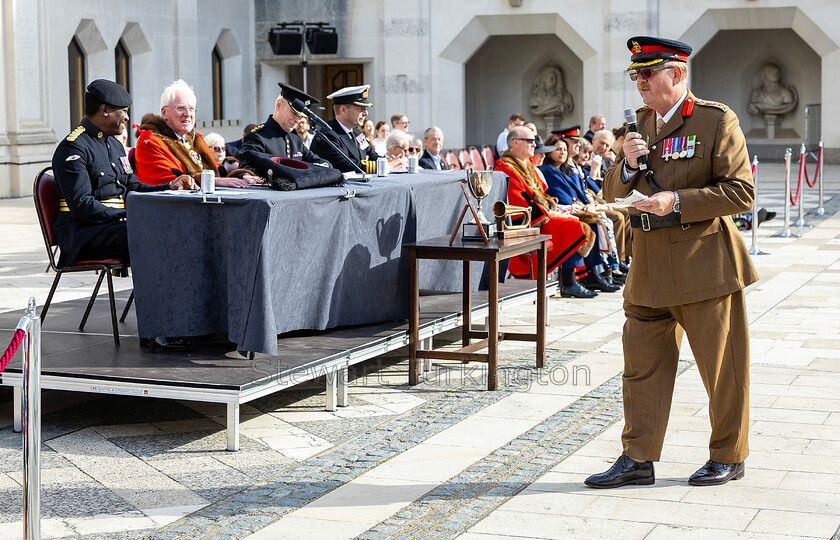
<box><xmin>52</xmin><ymin>80</ymin><xmax>197</xmax><ymax>352</ymax></box>
<box><xmin>310</xmin><ymin>85</ymin><xmax>391</xmax><ymax>174</ymax></box>
<box><xmin>52</xmin><ymin>79</ymin><xmax>196</xmax><ymax>267</ymax></box>
<box><xmin>237</xmin><ymin>83</ymin><xmax>331</xmax><ymax>177</ymax></box>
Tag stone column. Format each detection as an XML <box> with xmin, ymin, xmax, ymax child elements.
<box><xmin>0</xmin><ymin>0</ymin><xmax>56</xmax><ymax>197</ymax></box>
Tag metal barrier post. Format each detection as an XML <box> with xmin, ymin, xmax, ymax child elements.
<box><xmin>19</xmin><ymin>297</ymin><xmax>41</xmax><ymax>540</ymax></box>
<box><xmin>749</xmin><ymin>156</ymin><xmax>768</xmax><ymax>256</ymax></box>
<box><xmin>774</xmin><ymin>148</ymin><xmax>799</xmax><ymax>238</ymax></box>
<box><xmin>794</xmin><ymin>143</ymin><xmax>810</xmax><ymax>228</ymax></box>
<box><xmin>817</xmin><ymin>138</ymin><xmax>825</xmax><ymax>216</ymax></box>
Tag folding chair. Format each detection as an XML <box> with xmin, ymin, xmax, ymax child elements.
<box><xmin>33</xmin><ymin>167</ymin><xmax>133</xmax><ymax>346</ymax></box>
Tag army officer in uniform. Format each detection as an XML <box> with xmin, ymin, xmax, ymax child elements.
<box><xmin>586</xmin><ymin>37</ymin><xmax>758</xmax><ymax>489</ymax></box>
<box><xmin>236</xmin><ymin>82</ymin><xmax>331</xmax><ymax>177</ymax></box>
<box><xmin>52</xmin><ymin>79</ymin><xmax>196</xmax><ymax>267</ymax></box>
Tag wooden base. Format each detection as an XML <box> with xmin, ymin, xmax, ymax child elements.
<box><xmin>497</xmin><ymin>227</ymin><xmax>540</xmax><ymax>239</ymax></box>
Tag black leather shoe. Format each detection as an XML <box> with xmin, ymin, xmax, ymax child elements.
<box><xmin>688</xmin><ymin>460</ymin><xmax>745</xmax><ymax>486</ymax></box>
<box><xmin>582</xmin><ymin>272</ymin><xmax>620</xmax><ymax>292</ymax></box>
<box><xmin>561</xmin><ymin>282</ymin><xmax>598</xmax><ymax>298</ymax></box>
<box><xmin>140</xmin><ymin>336</ymin><xmax>191</xmax><ymax>353</ymax></box>
<box><xmin>585</xmin><ymin>455</ymin><xmax>655</xmax><ymax>489</ymax></box>
<box><xmin>602</xmin><ymin>269</ymin><xmax>626</xmax><ymax>285</ymax></box>
<box><xmin>619</xmin><ymin>262</ymin><xmax>630</xmax><ymax>273</ymax></box>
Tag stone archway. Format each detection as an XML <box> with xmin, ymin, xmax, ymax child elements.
<box><xmin>681</xmin><ymin>7</ymin><xmax>839</xmax><ymax>158</ymax></box>
<box><xmin>439</xmin><ymin>13</ymin><xmax>596</xmax><ymax>148</ymax></box>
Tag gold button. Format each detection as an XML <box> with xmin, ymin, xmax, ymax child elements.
<box><xmin>652</xmin><ymin>145</ymin><xmax>657</xmax><ymax>150</ymax></box>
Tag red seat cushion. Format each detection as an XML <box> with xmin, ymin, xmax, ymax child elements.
<box><xmin>71</xmin><ymin>259</ymin><xmax>129</xmax><ymax>267</ymax></box>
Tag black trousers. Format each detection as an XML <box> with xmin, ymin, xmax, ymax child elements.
<box><xmin>75</xmin><ymin>222</ymin><xmax>131</xmax><ymax>262</ymax></box>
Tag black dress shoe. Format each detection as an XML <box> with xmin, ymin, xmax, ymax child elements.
<box><xmin>619</xmin><ymin>261</ymin><xmax>630</xmax><ymax>273</ymax></box>
<box><xmin>581</xmin><ymin>272</ymin><xmax>621</xmax><ymax>292</ymax></box>
<box><xmin>140</xmin><ymin>336</ymin><xmax>191</xmax><ymax>353</ymax></box>
<box><xmin>602</xmin><ymin>269</ymin><xmax>626</xmax><ymax>285</ymax></box>
<box><xmin>561</xmin><ymin>282</ymin><xmax>598</xmax><ymax>298</ymax></box>
<box><xmin>585</xmin><ymin>455</ymin><xmax>655</xmax><ymax>489</ymax></box>
<box><xmin>688</xmin><ymin>460</ymin><xmax>745</xmax><ymax>486</ymax></box>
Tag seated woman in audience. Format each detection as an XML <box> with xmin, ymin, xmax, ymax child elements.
<box><xmin>540</xmin><ymin>136</ymin><xmax>623</xmax><ymax>290</ymax></box>
<box><xmin>575</xmin><ymin>138</ymin><xmax>631</xmax><ymax>271</ymax></box>
<box><xmin>383</xmin><ymin>130</ymin><xmax>411</xmax><ymax>172</ymax></box>
<box><xmin>372</xmin><ymin>121</ymin><xmax>390</xmax><ymax>155</ymax></box>
<box><xmin>203</xmin><ymin>132</ymin><xmax>239</xmax><ymax>176</ymax></box>
<box><xmin>494</xmin><ymin>126</ymin><xmax>600</xmax><ymax>298</ymax></box>
<box><xmin>362</xmin><ymin>118</ymin><xmax>376</xmax><ymax>148</ymax></box>
<box><xmin>133</xmin><ymin>79</ymin><xmax>252</xmax><ymax>187</ymax></box>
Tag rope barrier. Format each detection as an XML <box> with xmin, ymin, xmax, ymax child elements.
<box><xmin>802</xmin><ymin>144</ymin><xmax>822</xmax><ymax>188</ymax></box>
<box><xmin>790</xmin><ymin>152</ymin><xmax>804</xmax><ymax>206</ymax></box>
<box><xmin>1</xmin><ymin>329</ymin><xmax>25</xmax><ymax>373</ymax></box>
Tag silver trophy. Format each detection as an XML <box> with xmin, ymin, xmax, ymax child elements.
<box><xmin>464</xmin><ymin>166</ymin><xmax>493</xmax><ymax>225</ymax></box>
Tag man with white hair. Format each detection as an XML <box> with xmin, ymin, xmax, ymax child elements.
<box><xmin>133</xmin><ymin>79</ymin><xmax>251</xmax><ymax>187</ymax></box>
<box><xmin>419</xmin><ymin>126</ymin><xmax>447</xmax><ymax>170</ymax></box>
<box><xmin>134</xmin><ymin>79</ymin><xmax>252</xmax><ymax>187</ymax></box>
<box><xmin>591</xmin><ymin>129</ymin><xmax>616</xmax><ymax>171</ymax></box>
<box><xmin>383</xmin><ymin>129</ymin><xmax>411</xmax><ymax>172</ymax></box>
<box><xmin>237</xmin><ymin>82</ymin><xmax>330</xmax><ymax>177</ymax></box>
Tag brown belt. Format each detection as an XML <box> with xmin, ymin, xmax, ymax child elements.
<box><xmin>629</xmin><ymin>212</ymin><xmax>689</xmax><ymax>232</ymax></box>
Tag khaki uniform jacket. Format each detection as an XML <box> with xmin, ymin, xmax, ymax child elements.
<box><xmin>603</xmin><ymin>90</ymin><xmax>759</xmax><ymax>307</ymax></box>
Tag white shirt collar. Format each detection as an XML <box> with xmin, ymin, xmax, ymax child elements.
<box><xmin>336</xmin><ymin>119</ymin><xmax>355</xmax><ymax>135</ymax></box>
<box><xmin>657</xmin><ymin>88</ymin><xmax>688</xmax><ymax>124</ymax></box>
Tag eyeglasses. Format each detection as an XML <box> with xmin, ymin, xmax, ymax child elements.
<box><xmin>514</xmin><ymin>138</ymin><xmax>536</xmax><ymax>145</ymax></box>
<box><xmin>167</xmin><ymin>105</ymin><xmax>196</xmax><ymax>114</ymax></box>
<box><xmin>397</xmin><ymin>120</ymin><xmax>410</xmax><ymax>126</ymax></box>
<box><xmin>407</xmin><ymin>147</ymin><xmax>421</xmax><ymax>154</ymax></box>
<box><xmin>211</xmin><ymin>146</ymin><xmax>225</xmax><ymax>153</ymax></box>
<box><xmin>629</xmin><ymin>65</ymin><xmax>673</xmax><ymax>81</ymax></box>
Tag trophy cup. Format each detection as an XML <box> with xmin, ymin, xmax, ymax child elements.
<box><xmin>457</xmin><ymin>167</ymin><xmax>496</xmax><ymax>242</ymax></box>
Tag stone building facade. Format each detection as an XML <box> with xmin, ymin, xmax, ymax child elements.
<box><xmin>2</xmin><ymin>0</ymin><xmax>836</xmax><ymax>197</ymax></box>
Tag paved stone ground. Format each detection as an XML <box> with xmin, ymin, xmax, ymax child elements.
<box><xmin>0</xmin><ymin>162</ymin><xmax>838</xmax><ymax>539</ymax></box>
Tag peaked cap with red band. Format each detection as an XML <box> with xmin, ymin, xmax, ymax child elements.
<box><xmin>626</xmin><ymin>36</ymin><xmax>692</xmax><ymax>71</ymax></box>
<box><xmin>550</xmin><ymin>125</ymin><xmax>582</xmax><ymax>139</ymax></box>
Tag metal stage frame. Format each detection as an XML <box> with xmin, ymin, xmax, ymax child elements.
<box><xmin>1</xmin><ymin>280</ymin><xmax>555</xmax><ymax>451</ymax></box>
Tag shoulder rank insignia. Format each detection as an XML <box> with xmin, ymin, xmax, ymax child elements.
<box><xmin>695</xmin><ymin>99</ymin><xmax>728</xmax><ymax>112</ymax></box>
<box><xmin>66</xmin><ymin>126</ymin><xmax>85</xmax><ymax>142</ymax></box>
<box><xmin>251</xmin><ymin>124</ymin><xmax>264</xmax><ymax>133</ymax></box>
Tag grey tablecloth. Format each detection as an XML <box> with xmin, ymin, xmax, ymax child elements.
<box><xmin>127</xmin><ymin>170</ymin><xmax>508</xmax><ymax>354</ymax></box>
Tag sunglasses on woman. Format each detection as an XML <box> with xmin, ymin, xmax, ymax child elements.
<box><xmin>629</xmin><ymin>65</ymin><xmax>673</xmax><ymax>81</ymax></box>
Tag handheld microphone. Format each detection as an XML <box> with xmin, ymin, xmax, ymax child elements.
<box><xmin>623</xmin><ymin>108</ymin><xmax>648</xmax><ymax>171</ymax></box>
<box><xmin>291</xmin><ymin>99</ymin><xmax>332</xmax><ymax>132</ymax></box>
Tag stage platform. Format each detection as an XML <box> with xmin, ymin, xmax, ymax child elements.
<box><xmin>0</xmin><ymin>279</ymin><xmax>555</xmax><ymax>450</ymax></box>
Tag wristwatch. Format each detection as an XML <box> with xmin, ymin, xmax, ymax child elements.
<box><xmin>673</xmin><ymin>191</ymin><xmax>681</xmax><ymax>213</ymax></box>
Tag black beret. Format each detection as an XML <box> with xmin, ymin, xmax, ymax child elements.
<box><xmin>627</xmin><ymin>36</ymin><xmax>692</xmax><ymax>70</ymax></box>
<box><xmin>85</xmin><ymin>79</ymin><xmax>132</xmax><ymax>108</ymax></box>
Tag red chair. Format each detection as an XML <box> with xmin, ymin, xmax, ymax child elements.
<box><xmin>469</xmin><ymin>146</ymin><xmax>486</xmax><ymax>169</ymax></box>
<box><xmin>481</xmin><ymin>145</ymin><xmax>497</xmax><ymax>169</ymax></box>
<box><xmin>458</xmin><ymin>148</ymin><xmax>472</xmax><ymax>169</ymax></box>
<box><xmin>33</xmin><ymin>168</ymin><xmax>133</xmax><ymax>346</ymax></box>
<box><xmin>444</xmin><ymin>150</ymin><xmax>461</xmax><ymax>170</ymax></box>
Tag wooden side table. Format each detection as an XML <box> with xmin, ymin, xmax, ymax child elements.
<box><xmin>404</xmin><ymin>234</ymin><xmax>549</xmax><ymax>390</ymax></box>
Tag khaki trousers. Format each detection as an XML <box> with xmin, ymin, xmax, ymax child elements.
<box><xmin>621</xmin><ymin>290</ymin><xmax>750</xmax><ymax>464</ymax></box>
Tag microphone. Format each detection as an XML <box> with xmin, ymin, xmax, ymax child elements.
<box><xmin>291</xmin><ymin>98</ymin><xmax>332</xmax><ymax>132</ymax></box>
<box><xmin>623</xmin><ymin>108</ymin><xmax>648</xmax><ymax>171</ymax></box>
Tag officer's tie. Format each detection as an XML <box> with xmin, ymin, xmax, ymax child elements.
<box><xmin>656</xmin><ymin>118</ymin><xmax>666</xmax><ymax>135</ymax></box>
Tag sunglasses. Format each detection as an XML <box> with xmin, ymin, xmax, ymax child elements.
<box><xmin>514</xmin><ymin>138</ymin><xmax>536</xmax><ymax>145</ymax></box>
<box><xmin>407</xmin><ymin>147</ymin><xmax>421</xmax><ymax>153</ymax></box>
<box><xmin>211</xmin><ymin>146</ymin><xmax>226</xmax><ymax>153</ymax></box>
<box><xmin>629</xmin><ymin>65</ymin><xmax>675</xmax><ymax>81</ymax></box>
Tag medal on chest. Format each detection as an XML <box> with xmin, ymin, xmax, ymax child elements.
<box><xmin>662</xmin><ymin>135</ymin><xmax>697</xmax><ymax>161</ymax></box>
